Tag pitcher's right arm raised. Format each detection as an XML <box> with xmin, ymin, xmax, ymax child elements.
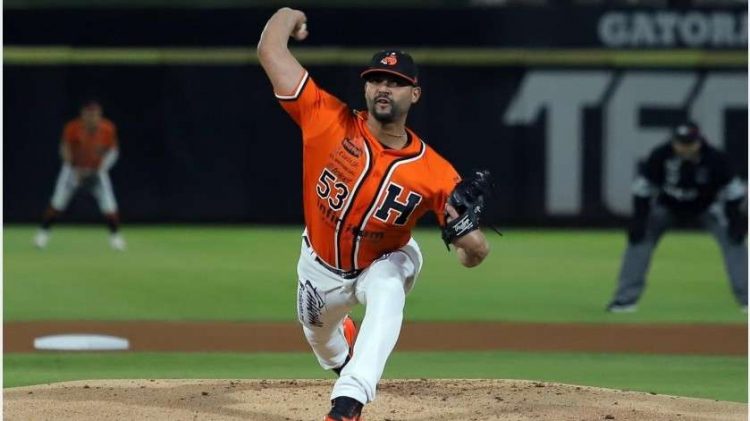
<box><xmin>257</xmin><ymin>7</ymin><xmax>309</xmax><ymax>96</ymax></box>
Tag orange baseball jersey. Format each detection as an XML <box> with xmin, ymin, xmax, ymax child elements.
<box><xmin>277</xmin><ymin>71</ymin><xmax>461</xmax><ymax>272</ymax></box>
<box><xmin>62</xmin><ymin>118</ymin><xmax>118</xmax><ymax>169</ymax></box>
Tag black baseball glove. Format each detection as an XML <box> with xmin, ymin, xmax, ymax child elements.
<box><xmin>441</xmin><ymin>169</ymin><xmax>499</xmax><ymax>248</ymax></box>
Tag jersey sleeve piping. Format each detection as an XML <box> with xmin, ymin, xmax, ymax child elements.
<box><xmin>275</xmin><ymin>71</ymin><xmax>310</xmax><ymax>101</ymax></box>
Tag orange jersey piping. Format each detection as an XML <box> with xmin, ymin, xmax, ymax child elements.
<box><xmin>333</xmin><ymin>140</ymin><xmax>373</xmax><ymax>268</ymax></box>
<box><xmin>351</xmin><ymin>140</ymin><xmax>426</xmax><ymax>270</ymax></box>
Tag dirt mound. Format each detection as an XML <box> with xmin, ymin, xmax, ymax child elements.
<box><xmin>4</xmin><ymin>379</ymin><xmax>745</xmax><ymax>421</ymax></box>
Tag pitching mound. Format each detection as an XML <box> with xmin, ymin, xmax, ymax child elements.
<box><xmin>4</xmin><ymin>379</ymin><xmax>745</xmax><ymax>420</ymax></box>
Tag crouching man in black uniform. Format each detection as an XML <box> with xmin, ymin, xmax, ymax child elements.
<box><xmin>607</xmin><ymin>122</ymin><xmax>747</xmax><ymax>313</ymax></box>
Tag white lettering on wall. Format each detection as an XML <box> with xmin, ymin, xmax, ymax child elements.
<box><xmin>503</xmin><ymin>71</ymin><xmax>611</xmax><ymax>214</ymax></box>
<box><xmin>598</xmin><ymin>11</ymin><xmax>747</xmax><ymax>48</ymax></box>
<box><xmin>503</xmin><ymin>70</ymin><xmax>746</xmax><ymax>217</ymax></box>
<box><xmin>690</xmin><ymin>74</ymin><xmax>748</xmax><ymax>148</ymax></box>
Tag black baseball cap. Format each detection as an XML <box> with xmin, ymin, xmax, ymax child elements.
<box><xmin>672</xmin><ymin>121</ymin><xmax>701</xmax><ymax>144</ymax></box>
<box><xmin>360</xmin><ymin>50</ymin><xmax>418</xmax><ymax>86</ymax></box>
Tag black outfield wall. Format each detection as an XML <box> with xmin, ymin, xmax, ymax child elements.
<box><xmin>5</xmin><ymin>6</ymin><xmax>747</xmax><ymax>225</ymax></box>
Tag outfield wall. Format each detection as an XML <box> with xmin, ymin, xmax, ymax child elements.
<box><xmin>4</xmin><ymin>6</ymin><xmax>747</xmax><ymax>225</ymax></box>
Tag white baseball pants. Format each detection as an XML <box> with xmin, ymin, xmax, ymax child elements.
<box><xmin>50</xmin><ymin>165</ymin><xmax>118</xmax><ymax>214</ymax></box>
<box><xmin>296</xmin><ymin>232</ymin><xmax>423</xmax><ymax>405</ymax></box>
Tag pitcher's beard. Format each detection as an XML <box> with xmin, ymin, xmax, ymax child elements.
<box><xmin>372</xmin><ymin>108</ymin><xmax>396</xmax><ymax>123</ymax></box>
<box><xmin>368</xmin><ymin>100</ymin><xmax>400</xmax><ymax>123</ymax></box>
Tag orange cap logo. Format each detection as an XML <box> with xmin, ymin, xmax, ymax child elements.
<box><xmin>380</xmin><ymin>52</ymin><xmax>398</xmax><ymax>66</ymax></box>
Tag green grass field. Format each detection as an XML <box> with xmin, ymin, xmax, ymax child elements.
<box><xmin>4</xmin><ymin>225</ymin><xmax>746</xmax><ymax>323</ymax></box>
<box><xmin>4</xmin><ymin>225</ymin><xmax>747</xmax><ymax>402</ymax></box>
<box><xmin>5</xmin><ymin>351</ymin><xmax>746</xmax><ymax>402</ymax></box>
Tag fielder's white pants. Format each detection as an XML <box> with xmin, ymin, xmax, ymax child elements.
<box><xmin>296</xmin><ymin>232</ymin><xmax>423</xmax><ymax>405</ymax></box>
<box><xmin>50</xmin><ymin>165</ymin><xmax>118</xmax><ymax>214</ymax></box>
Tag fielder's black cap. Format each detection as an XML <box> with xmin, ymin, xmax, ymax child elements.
<box><xmin>360</xmin><ymin>50</ymin><xmax>418</xmax><ymax>86</ymax></box>
<box><xmin>672</xmin><ymin>121</ymin><xmax>701</xmax><ymax>144</ymax></box>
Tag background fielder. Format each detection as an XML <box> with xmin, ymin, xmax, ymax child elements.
<box><xmin>607</xmin><ymin>121</ymin><xmax>747</xmax><ymax>313</ymax></box>
<box><xmin>34</xmin><ymin>99</ymin><xmax>126</xmax><ymax>251</ymax></box>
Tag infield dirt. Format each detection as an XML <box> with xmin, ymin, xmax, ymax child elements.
<box><xmin>5</xmin><ymin>321</ymin><xmax>747</xmax><ymax>420</ymax></box>
<box><xmin>5</xmin><ymin>378</ymin><xmax>746</xmax><ymax>420</ymax></box>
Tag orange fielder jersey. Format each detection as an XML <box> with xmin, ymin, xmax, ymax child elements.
<box><xmin>278</xmin><ymin>71</ymin><xmax>461</xmax><ymax>272</ymax></box>
<box><xmin>62</xmin><ymin>118</ymin><xmax>118</xmax><ymax>169</ymax></box>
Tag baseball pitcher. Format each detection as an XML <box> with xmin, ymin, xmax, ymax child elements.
<box><xmin>258</xmin><ymin>7</ymin><xmax>492</xmax><ymax>421</ymax></box>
